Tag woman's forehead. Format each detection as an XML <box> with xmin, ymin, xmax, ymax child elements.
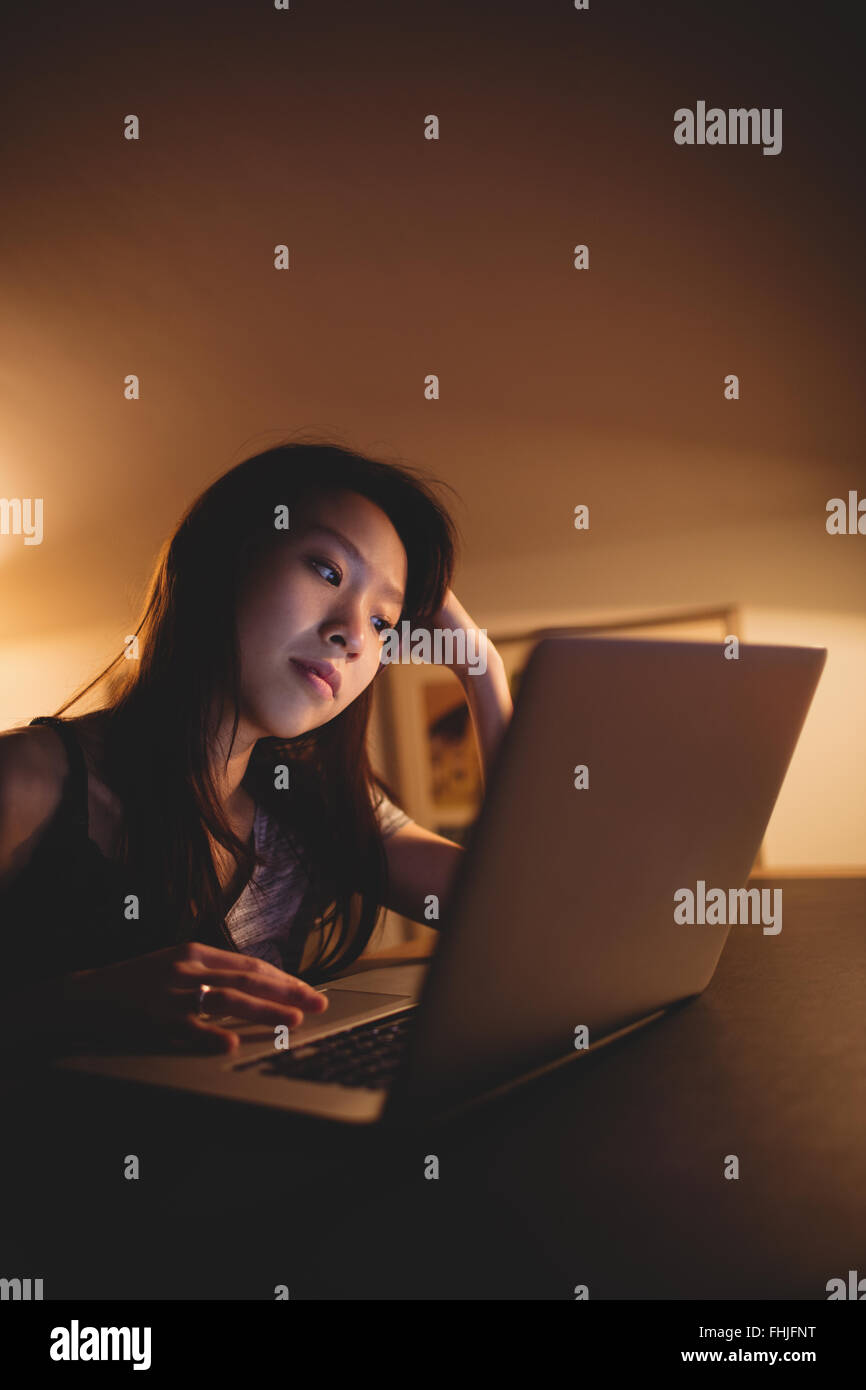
<box><xmin>278</xmin><ymin>491</ymin><xmax>408</xmax><ymax>598</ymax></box>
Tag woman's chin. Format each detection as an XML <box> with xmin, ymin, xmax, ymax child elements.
<box><xmin>260</xmin><ymin>703</ymin><xmax>329</xmax><ymax>740</ymax></box>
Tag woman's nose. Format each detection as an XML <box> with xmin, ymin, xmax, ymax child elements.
<box><xmin>323</xmin><ymin>621</ymin><xmax>365</xmax><ymax>657</ymax></box>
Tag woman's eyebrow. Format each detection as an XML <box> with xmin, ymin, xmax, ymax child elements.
<box><xmin>304</xmin><ymin>525</ymin><xmax>404</xmax><ymax>607</ymax></box>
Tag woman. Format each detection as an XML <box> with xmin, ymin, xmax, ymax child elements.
<box><xmin>0</xmin><ymin>440</ymin><xmax>513</xmax><ymax>1054</ymax></box>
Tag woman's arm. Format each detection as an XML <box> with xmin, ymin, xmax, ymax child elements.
<box><xmin>403</xmin><ymin>589</ymin><xmax>515</xmax><ymax>788</ymax></box>
<box><xmin>455</xmin><ymin>643</ymin><xmax>513</xmax><ymax>791</ymax></box>
<box><xmin>382</xmin><ymin>821</ymin><xmax>465</xmax><ymax>925</ymax></box>
<box><xmin>380</xmin><ymin>593</ymin><xmax>514</xmax><ymax>926</ymax></box>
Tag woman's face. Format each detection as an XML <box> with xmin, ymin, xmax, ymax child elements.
<box><xmin>234</xmin><ymin>488</ymin><xmax>408</xmax><ymax>741</ymax></box>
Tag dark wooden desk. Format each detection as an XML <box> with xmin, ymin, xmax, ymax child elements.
<box><xmin>2</xmin><ymin>878</ymin><xmax>863</xmax><ymax>1299</ymax></box>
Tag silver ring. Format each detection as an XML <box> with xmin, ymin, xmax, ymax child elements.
<box><xmin>196</xmin><ymin>983</ymin><xmax>213</xmax><ymax>1018</ymax></box>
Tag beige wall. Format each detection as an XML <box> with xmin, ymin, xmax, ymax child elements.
<box><xmin>741</xmin><ymin>608</ymin><xmax>865</xmax><ymax>870</ymax></box>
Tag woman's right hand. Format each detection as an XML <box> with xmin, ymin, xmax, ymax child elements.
<box><xmin>58</xmin><ymin>941</ymin><xmax>330</xmax><ymax>1054</ymax></box>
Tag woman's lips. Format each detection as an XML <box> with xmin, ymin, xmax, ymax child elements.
<box><xmin>290</xmin><ymin>659</ymin><xmax>337</xmax><ymax>699</ymax></box>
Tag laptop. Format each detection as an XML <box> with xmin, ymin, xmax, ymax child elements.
<box><xmin>53</xmin><ymin>636</ymin><xmax>827</xmax><ymax>1128</ymax></box>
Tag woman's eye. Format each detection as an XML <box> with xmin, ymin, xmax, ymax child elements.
<box><xmin>309</xmin><ymin>557</ymin><xmax>341</xmax><ymax>585</ymax></box>
<box><xmin>310</xmin><ymin>558</ymin><xmax>395</xmax><ymax>635</ymax></box>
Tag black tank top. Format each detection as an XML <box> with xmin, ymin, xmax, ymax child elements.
<box><xmin>0</xmin><ymin>716</ymin><xmax>234</xmax><ymax>982</ymax></box>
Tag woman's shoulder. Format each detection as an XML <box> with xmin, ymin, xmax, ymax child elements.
<box><xmin>0</xmin><ymin>711</ymin><xmax>110</xmax><ymax>783</ymax></box>
<box><xmin>0</xmin><ymin>720</ymin><xmax>69</xmax><ymax>796</ymax></box>
<box><xmin>0</xmin><ymin>722</ymin><xmax>70</xmax><ymax>884</ymax></box>
<box><xmin>371</xmin><ymin>783</ymin><xmax>414</xmax><ymax>838</ymax></box>
<box><xmin>0</xmin><ymin>711</ymin><xmax>118</xmax><ymax>879</ymax></box>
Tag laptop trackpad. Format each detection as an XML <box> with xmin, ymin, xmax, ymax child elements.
<box><xmin>293</xmin><ymin>988</ymin><xmax>410</xmax><ymax>1038</ymax></box>
<box><xmin>230</xmin><ymin>988</ymin><xmax>411</xmax><ymax>1048</ymax></box>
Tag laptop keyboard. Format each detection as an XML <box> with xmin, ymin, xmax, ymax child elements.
<box><xmin>247</xmin><ymin>1008</ymin><xmax>416</xmax><ymax>1089</ymax></box>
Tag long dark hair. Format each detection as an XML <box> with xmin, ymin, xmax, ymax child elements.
<box><xmin>54</xmin><ymin>438</ymin><xmax>459</xmax><ymax>981</ymax></box>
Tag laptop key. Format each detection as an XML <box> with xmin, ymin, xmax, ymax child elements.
<box><xmin>258</xmin><ymin>1009</ymin><xmax>416</xmax><ymax>1087</ymax></box>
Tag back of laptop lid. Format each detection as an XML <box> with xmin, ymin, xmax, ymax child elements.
<box><xmin>387</xmin><ymin>636</ymin><xmax>826</xmax><ymax>1120</ymax></box>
